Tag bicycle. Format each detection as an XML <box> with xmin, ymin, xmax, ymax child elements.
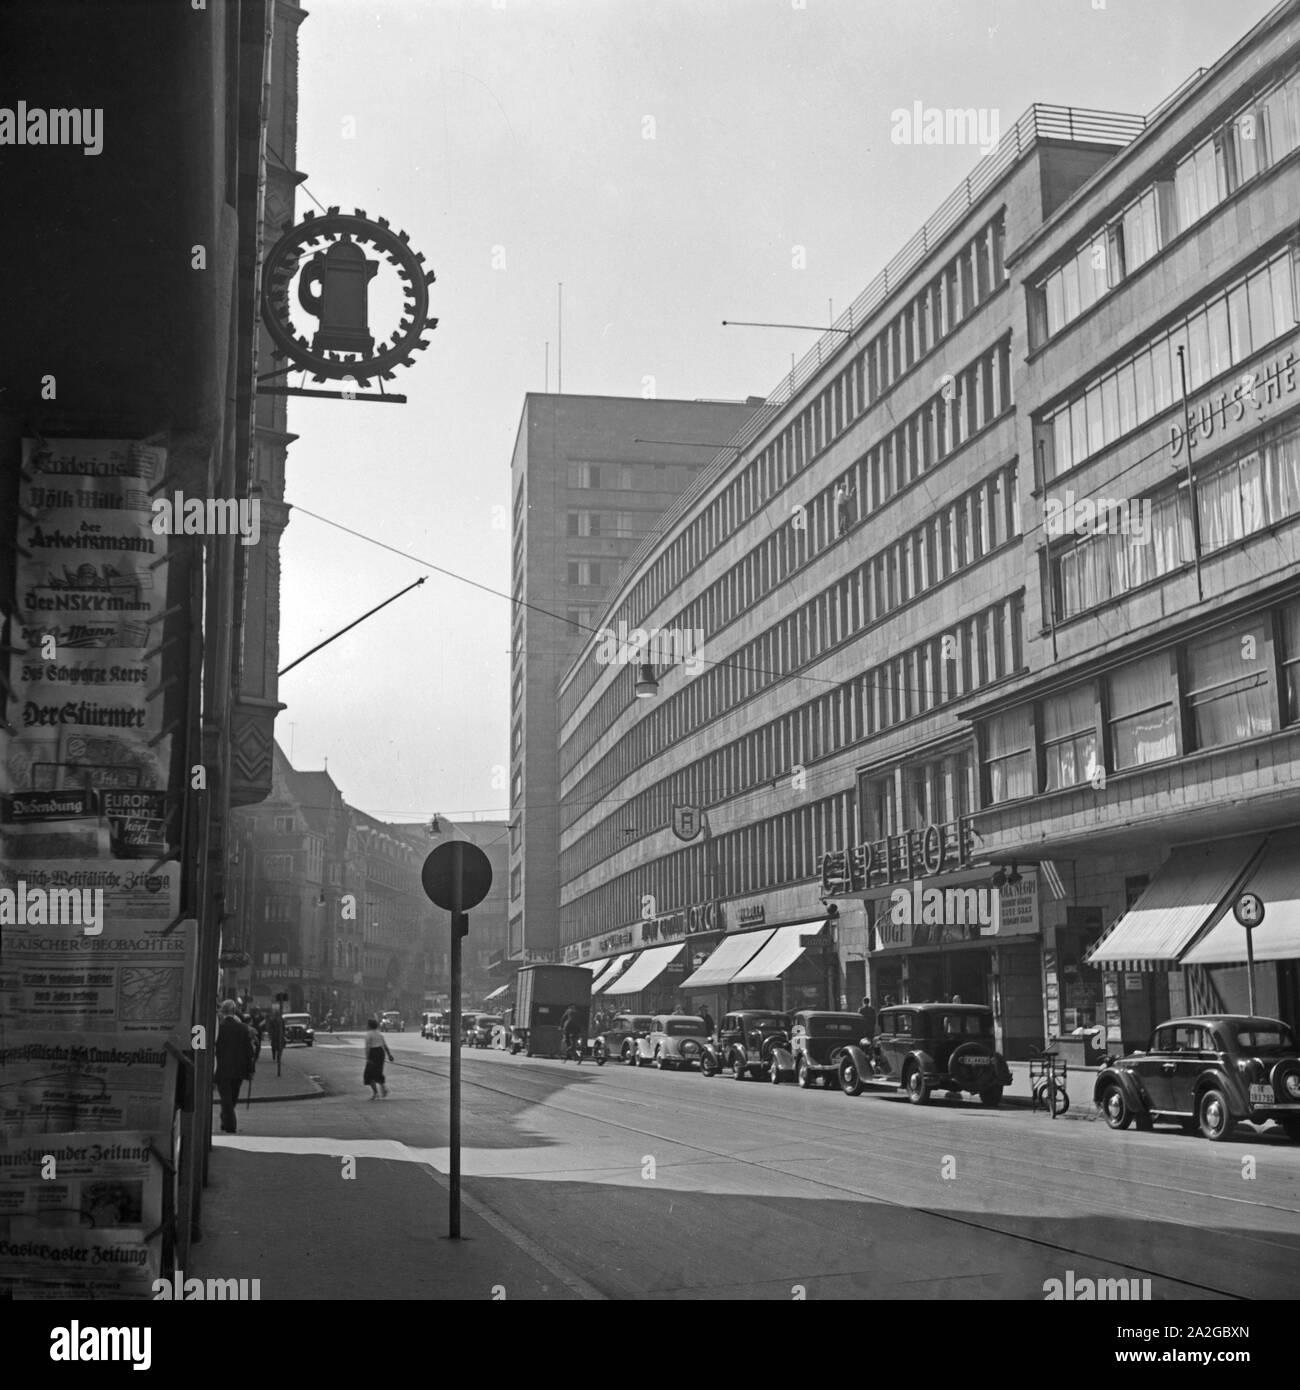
<box><xmin>1028</xmin><ymin>1045</ymin><xmax>1070</xmax><ymax>1117</ymax></box>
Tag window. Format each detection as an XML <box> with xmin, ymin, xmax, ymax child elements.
<box><xmin>1185</xmin><ymin>623</ymin><xmax>1275</xmax><ymax>750</ymax></box>
<box><xmin>1042</xmin><ymin>686</ymin><xmax>1099</xmax><ymax>790</ymax></box>
<box><xmin>984</xmin><ymin>707</ymin><xmax>1034</xmax><ymax>803</ymax></box>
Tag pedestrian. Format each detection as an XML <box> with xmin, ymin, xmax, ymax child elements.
<box><xmin>559</xmin><ymin>1003</ymin><xmax>583</xmax><ymax>1064</ymax></box>
<box><xmin>266</xmin><ymin>1007</ymin><xmax>285</xmax><ymax>1064</ymax></box>
<box><xmin>950</xmin><ymin>993</ymin><xmax>962</xmax><ymax>1004</ymax></box>
<box><xmin>859</xmin><ymin>995</ymin><xmax>877</xmax><ymax>1037</ymax></box>
<box><xmin>363</xmin><ymin>1016</ymin><xmax>393</xmax><ymax>1098</ymax></box>
<box><xmin>214</xmin><ymin>1000</ymin><xmax>257</xmax><ymax>1134</ymax></box>
<box><xmin>700</xmin><ymin>1008</ymin><xmax>715</xmax><ymax>1038</ymax></box>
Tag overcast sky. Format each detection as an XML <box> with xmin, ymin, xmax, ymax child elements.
<box><xmin>278</xmin><ymin>0</ymin><xmax>1275</xmax><ymax>824</ymax></box>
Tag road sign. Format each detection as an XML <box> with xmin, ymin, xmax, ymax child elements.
<box><xmin>421</xmin><ymin>841</ymin><xmax>492</xmax><ymax>912</ymax></box>
<box><xmin>1232</xmin><ymin>891</ymin><xmax>1265</xmax><ymax>927</ymax></box>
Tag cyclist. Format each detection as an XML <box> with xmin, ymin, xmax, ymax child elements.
<box><xmin>559</xmin><ymin>1003</ymin><xmax>583</xmax><ymax>1064</ymax></box>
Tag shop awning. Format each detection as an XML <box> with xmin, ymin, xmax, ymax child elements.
<box><xmin>679</xmin><ymin>929</ymin><xmax>775</xmax><ymax>990</ymax></box>
<box><xmin>591</xmin><ymin>953</ymin><xmax>634</xmax><ymax>994</ymax></box>
<box><xmin>728</xmin><ymin>920</ymin><xmax>825</xmax><ymax>984</ymax></box>
<box><xmin>483</xmin><ymin>983</ymin><xmax>510</xmax><ymax>1001</ymax></box>
<box><xmin>1182</xmin><ymin>832</ymin><xmax>1300</xmax><ymax>964</ymax></box>
<box><xmin>1085</xmin><ymin>839</ymin><xmax>1265</xmax><ymax>970</ymax></box>
<box><xmin>601</xmin><ymin>943</ymin><xmax>684</xmax><ymax>996</ymax></box>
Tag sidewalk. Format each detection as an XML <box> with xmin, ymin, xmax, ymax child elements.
<box><xmin>211</xmin><ymin>1039</ymin><xmax>327</xmax><ymax>1105</ymax></box>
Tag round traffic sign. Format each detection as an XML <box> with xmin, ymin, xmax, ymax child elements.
<box><xmin>1232</xmin><ymin>891</ymin><xmax>1265</xmax><ymax>928</ymax></box>
<box><xmin>421</xmin><ymin>841</ymin><xmax>493</xmax><ymax>911</ymax></box>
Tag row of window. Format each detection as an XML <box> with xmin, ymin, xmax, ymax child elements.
<box><xmin>982</xmin><ymin>599</ymin><xmax>1300</xmax><ymax>804</ymax></box>
<box><xmin>566</xmin><ymin>461</ymin><xmax>678</xmax><ymax>490</ymax></box>
<box><xmin>1049</xmin><ymin>416</ymin><xmax>1300</xmax><ymax>622</ymax></box>
<box><xmin>1038</xmin><ymin>245</ymin><xmax>1297</xmax><ymax>481</ymax></box>
<box><xmin>561</xmin><ymin>450</ymin><xmax>1020</xmax><ymax>835</ymax></box>
<box><xmin>560</xmin><ymin>594</ymin><xmax>1025</xmax><ymax>881</ymax></box>
<box><xmin>567</xmin><ymin>510</ymin><xmax>643</xmax><ymax>538</ymax></box>
<box><xmin>567</xmin><ymin>560</ymin><xmax>604</xmax><ymax>586</ymax></box>
<box><xmin>859</xmin><ymin>747</ymin><xmax>977</xmax><ymax>844</ymax></box>
<box><xmin>562</xmin><ymin>338</ymin><xmax>1016</xmax><ymax>768</ymax></box>
<box><xmin>1033</xmin><ymin>63</ymin><xmax>1300</xmax><ymax>344</ymax></box>
<box><xmin>558</xmin><ymin>211</ymin><xmax>1011</xmax><ymax>718</ymax></box>
<box><xmin>561</xmin><ymin>793</ymin><xmax>853</xmax><ymax>941</ymax></box>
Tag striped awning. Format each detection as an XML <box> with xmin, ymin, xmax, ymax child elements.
<box><xmin>728</xmin><ymin>920</ymin><xmax>825</xmax><ymax>985</ymax></box>
<box><xmin>1086</xmin><ymin>838</ymin><xmax>1265</xmax><ymax>971</ymax></box>
<box><xmin>679</xmin><ymin>929</ymin><xmax>775</xmax><ymax>990</ymax></box>
<box><xmin>591</xmin><ymin>953</ymin><xmax>633</xmax><ymax>994</ymax></box>
<box><xmin>483</xmin><ymin>983</ymin><xmax>510</xmax><ymax>1001</ymax></box>
<box><xmin>1182</xmin><ymin>831</ymin><xmax>1300</xmax><ymax>964</ymax></box>
<box><xmin>601</xmin><ymin>943</ymin><xmax>684</xmax><ymax>996</ymax></box>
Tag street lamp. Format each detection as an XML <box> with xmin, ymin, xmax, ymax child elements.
<box><xmin>634</xmin><ymin>664</ymin><xmax>659</xmax><ymax>698</ymax></box>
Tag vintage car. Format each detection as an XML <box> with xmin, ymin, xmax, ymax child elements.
<box><xmin>771</xmin><ymin>1010</ymin><xmax>868</xmax><ymax>1088</ymax></box>
<box><xmin>1093</xmin><ymin>1014</ymin><xmax>1300</xmax><ymax>1142</ymax></box>
<box><xmin>282</xmin><ymin>1013</ymin><xmax>315</xmax><ymax>1047</ymax></box>
<box><xmin>420</xmin><ymin>1011</ymin><xmax>439</xmax><ymax>1040</ymax></box>
<box><xmin>700</xmin><ymin>1011</ymin><xmax>792</xmax><ymax>1080</ymax></box>
<box><xmin>592</xmin><ymin>1013</ymin><xmax>655</xmax><ymax>1066</ymax></box>
<box><xmin>838</xmin><ymin>1002</ymin><xmax>1012</xmax><ymax>1106</ymax></box>
<box><xmin>379</xmin><ymin>1011</ymin><xmax>404</xmax><ymax>1033</ymax></box>
<box><xmin>629</xmin><ymin>1015</ymin><xmax>711</xmax><ymax>1070</ymax></box>
<box><xmin>467</xmin><ymin>1014</ymin><xmax>504</xmax><ymax>1048</ymax></box>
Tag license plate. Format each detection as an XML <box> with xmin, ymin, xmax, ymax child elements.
<box><xmin>963</xmin><ymin>1056</ymin><xmax>993</xmax><ymax>1066</ymax></box>
<box><xmin>1249</xmin><ymin>1084</ymin><xmax>1273</xmax><ymax>1105</ymax></box>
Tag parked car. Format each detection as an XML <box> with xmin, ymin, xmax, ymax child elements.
<box><xmin>592</xmin><ymin>1013</ymin><xmax>654</xmax><ymax>1066</ymax></box>
<box><xmin>1094</xmin><ymin>1014</ymin><xmax>1300</xmax><ymax>1142</ymax></box>
<box><xmin>468</xmin><ymin>1014</ymin><xmax>504</xmax><ymax>1048</ymax></box>
<box><xmin>420</xmin><ymin>1011</ymin><xmax>439</xmax><ymax>1039</ymax></box>
<box><xmin>282</xmin><ymin>1013</ymin><xmax>315</xmax><ymax>1047</ymax></box>
<box><xmin>427</xmin><ymin>1011</ymin><xmax>452</xmax><ymax>1041</ymax></box>
<box><xmin>379</xmin><ymin>1011</ymin><xmax>404</xmax><ymax>1033</ymax></box>
<box><xmin>838</xmin><ymin>1003</ymin><xmax>1011</xmax><ymax>1106</ymax></box>
<box><xmin>629</xmin><ymin>1015</ymin><xmax>710</xmax><ymax>1070</ymax></box>
<box><xmin>779</xmin><ymin>1010</ymin><xmax>868</xmax><ymax>1088</ymax></box>
<box><xmin>700</xmin><ymin>1011</ymin><xmax>792</xmax><ymax>1080</ymax></box>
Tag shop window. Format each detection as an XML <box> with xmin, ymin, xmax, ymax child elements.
<box><xmin>1282</xmin><ymin>601</ymin><xmax>1300</xmax><ymax>725</ymax></box>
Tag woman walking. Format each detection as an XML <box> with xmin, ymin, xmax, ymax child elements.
<box><xmin>363</xmin><ymin>1017</ymin><xmax>393</xmax><ymax>1099</ymax></box>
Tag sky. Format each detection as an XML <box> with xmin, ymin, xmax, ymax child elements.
<box><xmin>278</xmin><ymin>0</ymin><xmax>1277</xmax><ymax>824</ymax></box>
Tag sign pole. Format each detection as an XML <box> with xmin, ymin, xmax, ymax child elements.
<box><xmin>450</xmin><ymin>840</ymin><xmax>464</xmax><ymax>1240</ymax></box>
<box><xmin>1245</xmin><ymin>924</ymin><xmax>1257</xmax><ymax>1016</ymax></box>
<box><xmin>419</xmin><ymin>836</ymin><xmax>492</xmax><ymax>1243</ymax></box>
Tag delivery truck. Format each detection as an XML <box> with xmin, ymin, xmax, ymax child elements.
<box><xmin>510</xmin><ymin>964</ymin><xmax>592</xmax><ymax>1058</ymax></box>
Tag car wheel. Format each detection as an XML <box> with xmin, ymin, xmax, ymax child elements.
<box><xmin>700</xmin><ymin>1052</ymin><xmax>717</xmax><ymax>1078</ymax></box>
<box><xmin>1198</xmin><ymin>1087</ymin><xmax>1234</xmax><ymax>1142</ymax></box>
<box><xmin>978</xmin><ymin>1085</ymin><xmax>1003</xmax><ymax>1107</ymax></box>
<box><xmin>731</xmin><ymin>1054</ymin><xmax>747</xmax><ymax>1080</ymax></box>
<box><xmin>653</xmin><ymin>1049</ymin><xmax>665</xmax><ymax>1070</ymax></box>
<box><xmin>1280</xmin><ymin>1118</ymin><xmax>1300</xmax><ymax>1142</ymax></box>
<box><xmin>904</xmin><ymin>1065</ymin><xmax>930</xmax><ymax>1106</ymax></box>
<box><xmin>769</xmin><ymin>1061</ymin><xmax>781</xmax><ymax>1084</ymax></box>
<box><xmin>839</xmin><ymin>1055</ymin><xmax>864</xmax><ymax>1097</ymax></box>
<box><xmin>1099</xmin><ymin>1082</ymin><xmax>1135</xmax><ymax>1129</ymax></box>
<box><xmin>622</xmin><ymin>1045</ymin><xmax>635</xmax><ymax>1066</ymax></box>
<box><xmin>594</xmin><ymin>1044</ymin><xmax>606</xmax><ymax>1067</ymax></box>
<box><xmin>797</xmin><ymin>1059</ymin><xmax>813</xmax><ymax>1089</ymax></box>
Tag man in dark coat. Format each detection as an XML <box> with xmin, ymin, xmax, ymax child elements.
<box><xmin>215</xmin><ymin>999</ymin><xmax>257</xmax><ymax>1133</ymax></box>
<box><xmin>559</xmin><ymin>1004</ymin><xmax>583</xmax><ymax>1063</ymax></box>
<box><xmin>266</xmin><ymin>1007</ymin><xmax>285</xmax><ymax>1064</ymax></box>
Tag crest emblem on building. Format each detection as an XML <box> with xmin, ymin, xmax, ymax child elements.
<box><xmin>671</xmin><ymin>804</ymin><xmax>709</xmax><ymax>842</ymax></box>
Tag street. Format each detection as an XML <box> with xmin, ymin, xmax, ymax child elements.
<box><xmin>211</xmin><ymin>1032</ymin><xmax>1300</xmax><ymax>1300</ymax></box>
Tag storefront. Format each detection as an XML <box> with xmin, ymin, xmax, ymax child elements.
<box><xmin>679</xmin><ymin>916</ymin><xmax>835</xmax><ymax>1014</ymax></box>
<box><xmin>863</xmin><ymin>870</ymin><xmax>1044</xmax><ymax>1059</ymax></box>
<box><xmin>1089</xmin><ymin>829</ymin><xmax>1300</xmax><ymax>1043</ymax></box>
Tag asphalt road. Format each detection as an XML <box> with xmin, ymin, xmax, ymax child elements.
<box><xmin>249</xmin><ymin>1031</ymin><xmax>1300</xmax><ymax>1300</ymax></box>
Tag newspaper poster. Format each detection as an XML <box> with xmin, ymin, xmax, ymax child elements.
<box><xmin>0</xmin><ymin>1130</ymin><xmax>163</xmax><ymax>1298</ymax></box>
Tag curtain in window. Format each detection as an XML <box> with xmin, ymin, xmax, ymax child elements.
<box><xmin>985</xmin><ymin>708</ymin><xmax>1034</xmax><ymax>802</ymax></box>
<box><xmin>1043</xmin><ymin>686</ymin><xmax>1098</xmax><ymax>790</ymax></box>
<box><xmin>1186</xmin><ymin>625</ymin><xmax>1274</xmax><ymax>748</ymax></box>
<box><xmin>1108</xmin><ymin>654</ymin><xmax>1176</xmax><ymax>768</ymax></box>
<box><xmin>1264</xmin><ymin>423</ymin><xmax>1300</xmax><ymax>522</ymax></box>
<box><xmin>1198</xmin><ymin>463</ymin><xmax>1243</xmax><ymax>552</ymax></box>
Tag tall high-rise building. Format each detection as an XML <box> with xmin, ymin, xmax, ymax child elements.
<box><xmin>509</xmin><ymin>394</ymin><xmax>762</xmax><ymax>960</ymax></box>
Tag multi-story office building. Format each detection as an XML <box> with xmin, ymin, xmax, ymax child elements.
<box><xmin>975</xmin><ymin>0</ymin><xmax>1300</xmax><ymax>1051</ymax></box>
<box><xmin>508</xmin><ymin>394</ymin><xmax>762</xmax><ymax>961</ymax></box>
<box><xmin>554</xmin><ymin>2</ymin><xmax>1300</xmax><ymax>1059</ymax></box>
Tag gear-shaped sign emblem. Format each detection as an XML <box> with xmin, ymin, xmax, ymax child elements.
<box><xmin>260</xmin><ymin>206</ymin><xmax>437</xmax><ymax>385</ymax></box>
